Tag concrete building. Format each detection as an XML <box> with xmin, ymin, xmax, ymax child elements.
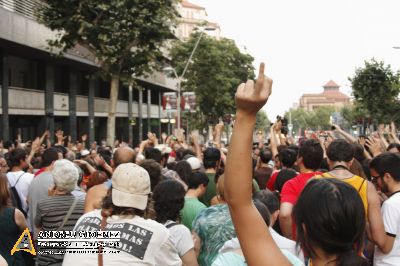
<box><xmin>0</xmin><ymin>1</ymin><xmax>177</xmax><ymax>145</ymax></box>
<box><xmin>299</xmin><ymin>80</ymin><xmax>351</xmax><ymax>112</ymax></box>
<box><xmin>176</xmin><ymin>0</ymin><xmax>221</xmax><ymax>40</ymax></box>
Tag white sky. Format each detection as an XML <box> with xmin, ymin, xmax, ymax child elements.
<box><xmin>195</xmin><ymin>0</ymin><xmax>400</xmax><ymax>120</ymax></box>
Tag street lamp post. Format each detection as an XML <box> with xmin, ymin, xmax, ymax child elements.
<box><xmin>163</xmin><ymin>27</ymin><xmax>215</xmax><ymax>131</ymax></box>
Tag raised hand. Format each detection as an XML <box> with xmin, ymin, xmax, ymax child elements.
<box><xmin>235</xmin><ymin>63</ymin><xmax>272</xmax><ymax>117</ymax></box>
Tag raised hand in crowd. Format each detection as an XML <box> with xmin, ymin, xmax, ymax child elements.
<box><xmin>224</xmin><ymin>62</ymin><xmax>290</xmax><ymax>266</ymax></box>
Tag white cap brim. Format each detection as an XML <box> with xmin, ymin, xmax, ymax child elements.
<box><xmin>112</xmin><ymin>188</ymin><xmax>148</xmax><ymax>210</ymax></box>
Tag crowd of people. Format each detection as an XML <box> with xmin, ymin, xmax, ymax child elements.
<box><xmin>0</xmin><ymin>63</ymin><xmax>399</xmax><ymax>266</ymax></box>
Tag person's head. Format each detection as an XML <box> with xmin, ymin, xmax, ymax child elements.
<box><xmin>3</xmin><ymin>140</ymin><xmax>14</xmax><ymax>151</ymax></box>
<box><xmin>274</xmin><ymin>169</ymin><xmax>298</xmax><ymax>193</ymax></box>
<box><xmin>52</xmin><ymin>159</ymin><xmax>79</xmax><ymax>193</ymax></box>
<box><xmin>144</xmin><ymin>147</ymin><xmax>162</xmax><ymax>164</ymax></box>
<box><xmin>153</xmin><ymin>179</ymin><xmax>186</xmax><ymax>223</ymax></box>
<box><xmin>253</xmin><ymin>199</ymin><xmax>271</xmax><ymax>226</ymax></box>
<box><xmin>187</xmin><ymin>171</ymin><xmax>209</xmax><ymax>196</ymax></box>
<box><xmin>294</xmin><ymin>178</ymin><xmax>366</xmax><ymax>265</ymax></box>
<box><xmin>370</xmin><ymin>152</ymin><xmax>400</xmax><ymax>194</ymax></box>
<box><xmin>112</xmin><ymin>147</ymin><xmax>136</xmax><ymax>168</ymax></box>
<box><xmin>103</xmin><ymin>163</ymin><xmax>150</xmax><ymax>217</ymax></box>
<box><xmin>203</xmin><ymin>148</ymin><xmax>221</xmax><ymax>170</ymax></box>
<box><xmin>279</xmin><ymin>148</ymin><xmax>297</xmax><ymax>168</ymax></box>
<box><xmin>139</xmin><ymin>159</ymin><xmax>162</xmax><ymax>191</ymax></box>
<box><xmin>259</xmin><ymin>148</ymin><xmax>272</xmax><ymax>164</ymax></box>
<box><xmin>0</xmin><ymin>174</ymin><xmax>11</xmax><ymax>208</ymax></box>
<box><xmin>186</xmin><ymin>157</ymin><xmax>202</xmax><ymax>172</ymax></box>
<box><xmin>0</xmin><ymin>155</ymin><xmax>9</xmax><ymax>174</ymax></box>
<box><xmin>349</xmin><ymin>159</ymin><xmax>367</xmax><ymax>179</ymax></box>
<box><xmin>41</xmin><ymin>147</ymin><xmax>60</xmax><ymax>168</ymax></box>
<box><xmin>353</xmin><ymin>144</ymin><xmax>366</xmax><ymax>163</ymax></box>
<box><xmin>7</xmin><ymin>148</ymin><xmax>28</xmax><ymax>170</ymax></box>
<box><xmin>387</xmin><ymin>143</ymin><xmax>400</xmax><ymax>153</ymax></box>
<box><xmin>175</xmin><ymin>160</ymin><xmax>192</xmax><ymax>185</ymax></box>
<box><xmin>327</xmin><ymin>139</ymin><xmax>354</xmax><ymax>169</ymax></box>
<box><xmin>297</xmin><ymin>139</ymin><xmax>323</xmax><ymax>171</ymax></box>
<box><xmin>253</xmin><ymin>190</ymin><xmax>280</xmax><ymax>225</ymax></box>
<box><xmin>86</xmin><ymin>171</ymin><xmax>109</xmax><ymax>190</ymax></box>
<box><xmin>54</xmin><ymin>145</ymin><xmax>68</xmax><ymax>159</ymax></box>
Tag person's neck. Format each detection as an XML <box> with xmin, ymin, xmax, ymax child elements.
<box><xmin>53</xmin><ymin>190</ymin><xmax>71</xmax><ymax>196</ymax></box>
<box><xmin>44</xmin><ymin>166</ymin><xmax>53</xmax><ymax>172</ymax></box>
<box><xmin>205</xmin><ymin>168</ymin><xmax>216</xmax><ymax>174</ymax></box>
<box><xmin>328</xmin><ymin>163</ymin><xmax>352</xmax><ymax>178</ymax></box>
<box><xmin>259</xmin><ymin>163</ymin><xmax>270</xmax><ymax>168</ymax></box>
<box><xmin>186</xmin><ymin>189</ymin><xmax>200</xmax><ymax>198</ymax></box>
<box><xmin>299</xmin><ymin>166</ymin><xmax>315</xmax><ymax>174</ymax></box>
<box><xmin>311</xmin><ymin>249</ymin><xmax>337</xmax><ymax>266</ymax></box>
<box><xmin>389</xmin><ymin>183</ymin><xmax>400</xmax><ymax>195</ymax></box>
<box><xmin>11</xmin><ymin>166</ymin><xmax>24</xmax><ymax>172</ymax></box>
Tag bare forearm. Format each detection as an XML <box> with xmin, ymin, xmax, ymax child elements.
<box><xmin>225</xmin><ymin>113</ymin><xmax>255</xmax><ymax>207</ymax></box>
<box><xmin>337</xmin><ymin>129</ymin><xmax>356</xmax><ymax>143</ymax></box>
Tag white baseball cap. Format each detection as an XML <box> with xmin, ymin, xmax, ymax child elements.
<box><xmin>111</xmin><ymin>163</ymin><xmax>150</xmax><ymax>210</ymax></box>
<box><xmin>186</xmin><ymin>157</ymin><xmax>202</xmax><ymax>171</ymax></box>
<box><xmin>80</xmin><ymin>149</ymin><xmax>90</xmax><ymax>157</ymax></box>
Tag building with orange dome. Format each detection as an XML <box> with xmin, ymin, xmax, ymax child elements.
<box><xmin>299</xmin><ymin>80</ymin><xmax>351</xmax><ymax>111</ymax></box>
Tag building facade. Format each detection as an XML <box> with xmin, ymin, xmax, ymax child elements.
<box><xmin>0</xmin><ymin>0</ymin><xmax>177</xmax><ymax>146</ymax></box>
<box><xmin>299</xmin><ymin>80</ymin><xmax>351</xmax><ymax>112</ymax></box>
<box><xmin>176</xmin><ymin>0</ymin><xmax>221</xmax><ymax>40</ymax></box>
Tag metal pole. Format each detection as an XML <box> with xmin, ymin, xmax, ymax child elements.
<box><xmin>128</xmin><ymin>84</ymin><xmax>133</xmax><ymax>145</ymax></box>
<box><xmin>138</xmin><ymin>88</ymin><xmax>143</xmax><ymax>142</ymax></box>
<box><xmin>186</xmin><ymin>112</ymin><xmax>190</xmax><ymax>143</ymax></box>
<box><xmin>181</xmin><ymin>31</ymin><xmax>204</xmax><ymax>79</ymax></box>
<box><xmin>177</xmin><ymin>80</ymin><xmax>181</xmax><ymax>130</ymax></box>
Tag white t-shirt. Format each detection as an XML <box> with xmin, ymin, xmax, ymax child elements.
<box><xmin>165</xmin><ymin>220</ymin><xmax>194</xmax><ymax>257</ymax></box>
<box><xmin>62</xmin><ymin>209</ymin><xmax>182</xmax><ymax>266</ymax></box>
<box><xmin>374</xmin><ymin>192</ymin><xmax>400</xmax><ymax>266</ymax></box>
<box><xmin>7</xmin><ymin>171</ymin><xmax>34</xmax><ymax>228</ymax></box>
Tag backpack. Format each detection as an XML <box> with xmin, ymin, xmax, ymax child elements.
<box><xmin>9</xmin><ymin>173</ymin><xmax>28</xmax><ymax>218</ymax></box>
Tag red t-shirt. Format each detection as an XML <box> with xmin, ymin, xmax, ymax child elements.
<box><xmin>280</xmin><ymin>171</ymin><xmax>322</xmax><ymax>239</ymax></box>
<box><xmin>266</xmin><ymin>170</ymin><xmax>280</xmax><ymax>191</ymax></box>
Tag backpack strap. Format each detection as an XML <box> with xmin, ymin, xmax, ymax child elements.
<box><xmin>165</xmin><ymin>222</ymin><xmax>178</xmax><ymax>229</ymax></box>
<box><xmin>56</xmin><ymin>197</ymin><xmax>79</xmax><ymax>231</ymax></box>
<box><xmin>12</xmin><ymin>172</ymin><xmax>25</xmax><ymax>187</ymax></box>
<box><xmin>358</xmin><ymin>178</ymin><xmax>366</xmax><ymax>192</ymax></box>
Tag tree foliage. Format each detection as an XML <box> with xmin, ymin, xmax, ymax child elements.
<box><xmin>285</xmin><ymin>106</ymin><xmax>335</xmax><ymax>134</ymax></box>
<box><xmin>170</xmin><ymin>32</ymin><xmax>255</xmax><ymax>126</ymax></box>
<box><xmin>349</xmin><ymin>59</ymin><xmax>400</xmax><ymax>123</ymax></box>
<box><xmin>39</xmin><ymin>0</ymin><xmax>177</xmax><ymax>144</ymax></box>
<box><xmin>255</xmin><ymin>111</ymin><xmax>271</xmax><ymax>132</ymax></box>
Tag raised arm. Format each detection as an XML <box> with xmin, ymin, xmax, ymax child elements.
<box><xmin>224</xmin><ymin>63</ymin><xmax>290</xmax><ymax>266</ymax></box>
<box><xmin>333</xmin><ymin>124</ymin><xmax>356</xmax><ymax>143</ymax></box>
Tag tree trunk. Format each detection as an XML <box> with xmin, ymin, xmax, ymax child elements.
<box><xmin>107</xmin><ymin>75</ymin><xmax>120</xmax><ymax>146</ymax></box>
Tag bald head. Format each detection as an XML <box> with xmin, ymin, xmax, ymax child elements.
<box><xmin>112</xmin><ymin>147</ymin><xmax>136</xmax><ymax>168</ymax></box>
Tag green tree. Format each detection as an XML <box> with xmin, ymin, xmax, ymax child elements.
<box><xmin>170</xmin><ymin>32</ymin><xmax>255</xmax><ymax>128</ymax></box>
<box><xmin>349</xmin><ymin>59</ymin><xmax>400</xmax><ymax>124</ymax></box>
<box><xmin>285</xmin><ymin>106</ymin><xmax>335</xmax><ymax>134</ymax></box>
<box><xmin>255</xmin><ymin>111</ymin><xmax>271</xmax><ymax>132</ymax></box>
<box><xmin>39</xmin><ymin>0</ymin><xmax>177</xmax><ymax>145</ymax></box>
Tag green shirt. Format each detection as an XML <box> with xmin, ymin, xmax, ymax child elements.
<box><xmin>200</xmin><ymin>172</ymin><xmax>217</xmax><ymax>207</ymax></box>
<box><xmin>181</xmin><ymin>197</ymin><xmax>207</xmax><ymax>230</ymax></box>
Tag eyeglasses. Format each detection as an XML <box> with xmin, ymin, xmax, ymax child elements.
<box><xmin>371</xmin><ymin>175</ymin><xmax>381</xmax><ymax>183</ymax></box>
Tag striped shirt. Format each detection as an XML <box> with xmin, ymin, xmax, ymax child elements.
<box><xmin>35</xmin><ymin>195</ymin><xmax>84</xmax><ymax>266</ymax></box>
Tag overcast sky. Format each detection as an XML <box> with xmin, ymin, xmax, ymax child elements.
<box><xmin>195</xmin><ymin>0</ymin><xmax>400</xmax><ymax>120</ymax></box>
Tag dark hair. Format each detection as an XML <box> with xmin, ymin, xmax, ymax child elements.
<box><xmin>139</xmin><ymin>159</ymin><xmax>162</xmax><ymax>191</ymax></box>
<box><xmin>293</xmin><ymin>178</ymin><xmax>367</xmax><ymax>266</ymax></box>
<box><xmin>153</xmin><ymin>179</ymin><xmax>186</xmax><ymax>223</ymax></box>
<box><xmin>187</xmin><ymin>171</ymin><xmax>209</xmax><ymax>189</ymax></box>
<box><xmin>41</xmin><ymin>147</ymin><xmax>60</xmax><ymax>168</ymax></box>
<box><xmin>279</xmin><ymin>148</ymin><xmax>297</xmax><ymax>168</ymax></box>
<box><xmin>253</xmin><ymin>199</ymin><xmax>271</xmax><ymax>226</ymax></box>
<box><xmin>353</xmin><ymin>144</ymin><xmax>366</xmax><ymax>164</ymax></box>
<box><xmin>370</xmin><ymin>152</ymin><xmax>400</xmax><ymax>182</ymax></box>
<box><xmin>3</xmin><ymin>141</ymin><xmax>13</xmax><ymax>150</ymax></box>
<box><xmin>327</xmin><ymin>139</ymin><xmax>354</xmax><ymax>163</ymax></box>
<box><xmin>7</xmin><ymin>148</ymin><xmax>27</xmax><ymax>169</ymax></box>
<box><xmin>259</xmin><ymin>148</ymin><xmax>272</xmax><ymax>164</ymax></box>
<box><xmin>102</xmin><ymin>190</ymin><xmax>144</xmax><ymax>217</ymax></box>
<box><xmin>175</xmin><ymin>160</ymin><xmax>192</xmax><ymax>185</ymax></box>
<box><xmin>253</xmin><ymin>189</ymin><xmax>280</xmax><ymax>213</ymax></box>
<box><xmin>203</xmin><ymin>148</ymin><xmax>221</xmax><ymax>169</ymax></box>
<box><xmin>298</xmin><ymin>139</ymin><xmax>323</xmax><ymax>170</ymax></box>
<box><xmin>274</xmin><ymin>169</ymin><xmax>298</xmax><ymax>193</ymax></box>
<box><xmin>387</xmin><ymin>143</ymin><xmax>400</xmax><ymax>152</ymax></box>
<box><xmin>287</xmin><ymin>144</ymin><xmax>299</xmax><ymax>155</ymax></box>
<box><xmin>53</xmin><ymin>145</ymin><xmax>68</xmax><ymax>158</ymax></box>
<box><xmin>0</xmin><ymin>174</ymin><xmax>11</xmax><ymax>208</ymax></box>
<box><xmin>144</xmin><ymin>148</ymin><xmax>162</xmax><ymax>164</ymax></box>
